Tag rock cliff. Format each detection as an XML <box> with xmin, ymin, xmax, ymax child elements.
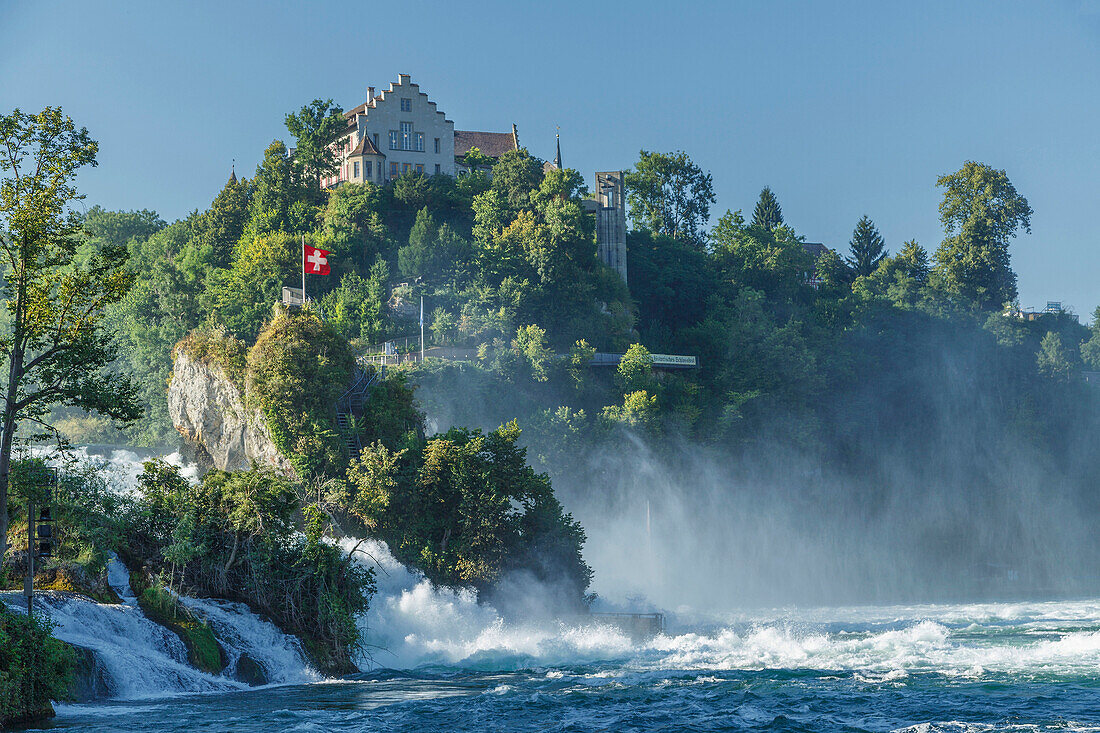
<box><xmin>168</xmin><ymin>352</ymin><xmax>293</xmax><ymax>475</ymax></box>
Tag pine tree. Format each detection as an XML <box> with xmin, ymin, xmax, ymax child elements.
<box><xmin>751</xmin><ymin>186</ymin><xmax>783</xmax><ymax>230</ymax></box>
<box><xmin>846</xmin><ymin>215</ymin><xmax>887</xmax><ymax>277</ymax></box>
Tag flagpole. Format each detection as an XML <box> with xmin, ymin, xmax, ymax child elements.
<box><xmin>301</xmin><ymin>235</ymin><xmax>306</xmax><ymax>304</ymax></box>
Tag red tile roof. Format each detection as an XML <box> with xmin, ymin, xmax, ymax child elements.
<box><xmin>454</xmin><ymin>130</ymin><xmax>517</xmax><ymax>159</ymax></box>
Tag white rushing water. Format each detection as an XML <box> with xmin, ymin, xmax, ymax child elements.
<box><xmin>342</xmin><ymin>534</ymin><xmax>1100</xmax><ymax>680</ymax></box>
<box><xmin>13</xmin><ymin>445</ymin><xmax>1100</xmax><ymax>708</ymax></box>
<box><xmin>2</xmin><ymin>551</ymin><xmax>316</xmax><ymax>700</ymax></box>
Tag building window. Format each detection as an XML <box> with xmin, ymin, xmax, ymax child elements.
<box><xmin>403</xmin><ymin>163</ymin><xmax>411</xmax><ymax>174</ymax></box>
<box><xmin>390</xmin><ymin>162</ymin><xmax>398</xmax><ymax>178</ymax></box>
<box><xmin>415</xmin><ymin>132</ymin><xmax>424</xmax><ymax>152</ymax></box>
<box><xmin>389</xmin><ymin>130</ymin><xmax>399</xmax><ymax>150</ymax></box>
<box><xmin>434</xmin><ymin>137</ymin><xmax>440</xmax><ymax>154</ymax></box>
<box><xmin>373</xmin><ymin>133</ymin><xmax>379</xmax><ymax>149</ymax></box>
<box><xmin>400</xmin><ymin>98</ymin><xmax>411</xmax><ymax>112</ymax></box>
<box><xmin>353</xmin><ymin>161</ymin><xmax>360</xmax><ymax>179</ymax></box>
<box><xmin>415</xmin><ymin>164</ymin><xmax>424</xmax><ymax>174</ymax></box>
<box><xmin>400</xmin><ymin>122</ymin><xmax>412</xmax><ymax>151</ymax></box>
<box><xmin>365</xmin><ymin>161</ymin><xmax>372</xmax><ymax>179</ymax></box>
<box><xmin>434</xmin><ymin>163</ymin><xmax>440</xmax><ymax>175</ymax></box>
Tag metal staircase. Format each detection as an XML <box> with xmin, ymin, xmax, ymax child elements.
<box><xmin>335</xmin><ymin>364</ymin><xmax>384</xmax><ymax>457</ymax></box>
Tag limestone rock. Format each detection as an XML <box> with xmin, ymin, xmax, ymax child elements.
<box><xmin>168</xmin><ymin>352</ymin><xmax>293</xmax><ymax>475</ymax></box>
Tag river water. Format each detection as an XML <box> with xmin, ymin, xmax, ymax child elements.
<box><xmin>8</xmin><ymin>448</ymin><xmax>1100</xmax><ymax>731</ymax></box>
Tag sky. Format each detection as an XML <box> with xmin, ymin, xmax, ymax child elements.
<box><xmin>2</xmin><ymin>0</ymin><xmax>1098</xmax><ymax>318</ymax></box>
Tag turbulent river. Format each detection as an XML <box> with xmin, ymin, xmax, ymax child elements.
<box><xmin>5</xmin><ymin>448</ymin><xmax>1099</xmax><ymax>732</ymax></box>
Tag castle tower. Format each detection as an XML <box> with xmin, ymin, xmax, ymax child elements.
<box><xmin>596</xmin><ymin>171</ymin><xmax>628</xmax><ymax>284</ymax></box>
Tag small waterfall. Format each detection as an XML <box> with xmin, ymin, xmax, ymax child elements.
<box><xmin>1</xmin><ymin>554</ymin><xmax>314</xmax><ymax>700</ymax></box>
<box><xmin>179</xmin><ymin>596</ymin><xmax>319</xmax><ymax>686</ymax></box>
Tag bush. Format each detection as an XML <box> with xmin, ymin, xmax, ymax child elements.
<box><xmin>246</xmin><ymin>306</ymin><xmax>356</xmax><ymax>478</ymax></box>
<box><xmin>0</xmin><ymin>607</ymin><xmax>74</xmax><ymax>726</ymax></box>
<box><xmin>129</xmin><ymin>461</ymin><xmax>375</xmax><ymax>674</ymax></box>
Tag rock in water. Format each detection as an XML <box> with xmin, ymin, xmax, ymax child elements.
<box><xmin>168</xmin><ymin>351</ymin><xmax>293</xmax><ymax>474</ymax></box>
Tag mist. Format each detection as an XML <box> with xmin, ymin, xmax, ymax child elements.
<box><xmin>408</xmin><ymin>324</ymin><xmax>1100</xmax><ymax>611</ymax></box>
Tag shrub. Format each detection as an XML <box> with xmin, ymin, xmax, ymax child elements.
<box><xmin>0</xmin><ymin>607</ymin><xmax>74</xmax><ymax>726</ymax></box>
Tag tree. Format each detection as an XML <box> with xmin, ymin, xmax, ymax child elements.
<box><xmin>511</xmin><ymin>324</ymin><xmax>554</xmax><ymax>382</ymax></box>
<box><xmin>931</xmin><ymin>161</ymin><xmax>1033</xmax><ymax>311</ymax></box>
<box><xmin>284</xmin><ymin>99</ymin><xmax>345</xmax><ymax>197</ymax></box>
<box><xmin>751</xmin><ymin>186</ymin><xmax>783</xmax><ymax>231</ymax></box>
<box><xmin>0</xmin><ymin>108</ymin><xmax>142</xmax><ymax>560</ymax></box>
<box><xmin>491</xmin><ymin>148</ymin><xmax>544</xmax><ymax>214</ymax></box>
<box><xmin>709</xmin><ymin>209</ymin><xmax>813</xmax><ymax>302</ymax></box>
<box><xmin>1081</xmin><ymin>307</ymin><xmax>1100</xmax><ymax>371</ymax></box>
<box><xmin>1037</xmin><ymin>331</ymin><xmax>1075</xmax><ymax>383</ymax></box>
<box><xmin>245</xmin><ymin>140</ymin><xmax>314</xmax><ymax>238</ymax></box>
<box><xmin>625</xmin><ymin>150</ymin><xmax>715</xmax><ymax>249</ymax></box>
<box><xmin>616</xmin><ymin>343</ymin><xmax>656</xmax><ymax>395</ymax></box>
<box><xmin>846</xmin><ymin>215</ymin><xmax>887</xmax><ymax>277</ymax></box>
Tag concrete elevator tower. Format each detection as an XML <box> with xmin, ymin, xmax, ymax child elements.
<box><xmin>596</xmin><ymin>171</ymin><xmax>628</xmax><ymax>284</ymax></box>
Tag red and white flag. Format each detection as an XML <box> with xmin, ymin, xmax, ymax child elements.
<box><xmin>304</xmin><ymin>244</ymin><xmax>331</xmax><ymax>275</ymax></box>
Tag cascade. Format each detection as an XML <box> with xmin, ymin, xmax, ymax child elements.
<box><xmin>1</xmin><ymin>553</ymin><xmax>314</xmax><ymax>700</ymax></box>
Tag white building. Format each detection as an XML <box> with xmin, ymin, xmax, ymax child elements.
<box><xmin>322</xmin><ymin>74</ymin><xmax>516</xmax><ymax>188</ymax></box>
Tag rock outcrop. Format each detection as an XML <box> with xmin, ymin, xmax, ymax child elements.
<box><xmin>168</xmin><ymin>352</ymin><xmax>293</xmax><ymax>475</ymax></box>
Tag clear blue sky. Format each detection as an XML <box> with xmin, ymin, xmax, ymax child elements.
<box><xmin>3</xmin><ymin>0</ymin><xmax>1098</xmax><ymax>318</ymax></box>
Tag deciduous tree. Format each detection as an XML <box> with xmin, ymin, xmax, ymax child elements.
<box><xmin>625</xmin><ymin>150</ymin><xmax>715</xmax><ymax>249</ymax></box>
<box><xmin>931</xmin><ymin>161</ymin><xmax>1032</xmax><ymax>311</ymax></box>
<box><xmin>284</xmin><ymin>99</ymin><xmax>345</xmax><ymax>197</ymax></box>
<box><xmin>0</xmin><ymin>107</ymin><xmax>142</xmax><ymax>560</ymax></box>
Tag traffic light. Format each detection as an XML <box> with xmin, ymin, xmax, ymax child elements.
<box><xmin>35</xmin><ymin>470</ymin><xmax>56</xmax><ymax>559</ymax></box>
<box><xmin>37</xmin><ymin>522</ymin><xmax>52</xmax><ymax>557</ymax></box>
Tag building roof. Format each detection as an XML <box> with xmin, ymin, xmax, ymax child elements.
<box><xmin>802</xmin><ymin>242</ymin><xmax>829</xmax><ymax>258</ymax></box>
<box><xmin>454</xmin><ymin>130</ymin><xmax>518</xmax><ymax>159</ymax></box>
<box><xmin>349</xmin><ymin>135</ymin><xmax>383</xmax><ymax>157</ymax></box>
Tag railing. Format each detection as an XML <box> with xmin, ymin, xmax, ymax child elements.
<box><xmin>335</xmin><ymin>366</ymin><xmax>385</xmax><ymax>456</ymax></box>
<box><xmin>587</xmin><ymin>612</ymin><xmax>666</xmax><ymax>638</ymax></box>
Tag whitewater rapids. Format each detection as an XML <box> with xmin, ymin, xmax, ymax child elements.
<box><xmin>9</xmin><ymin>446</ymin><xmax>1100</xmax><ymax>730</ymax></box>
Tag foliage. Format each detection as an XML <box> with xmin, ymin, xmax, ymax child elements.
<box><xmin>710</xmin><ymin>209</ymin><xmax>813</xmax><ymax>303</ymax></box>
<box><xmin>245</xmin><ymin>307</ymin><xmax>355</xmax><ymax>478</ymax></box>
<box><xmin>174</xmin><ymin>325</ymin><xmax>248</xmax><ymax>388</ymax></box>
<box><xmin>0</xmin><ymin>607</ymin><xmax>74</xmax><ymax>725</ymax></box>
<box><xmin>344</xmin><ymin>421</ymin><xmax>590</xmax><ymax>609</ymax></box>
<box><xmin>931</xmin><ymin>161</ymin><xmax>1033</xmax><ymax>311</ymax></box>
<box><xmin>846</xmin><ymin>215</ymin><xmax>886</xmax><ymax>277</ymax></box>
<box><xmin>615</xmin><ymin>343</ymin><xmax>656</xmax><ymax>395</ymax></box>
<box><xmin>1037</xmin><ymin>331</ymin><xmax>1075</xmax><ymax>383</ymax></box>
<box><xmin>128</xmin><ymin>461</ymin><xmax>374</xmax><ymax>674</ymax></box>
<box><xmin>625</xmin><ymin>150</ymin><xmax>715</xmax><ymax>248</ymax></box>
<box><xmin>751</xmin><ymin>186</ymin><xmax>783</xmax><ymax>231</ymax></box>
<box><xmin>284</xmin><ymin>99</ymin><xmax>345</xmax><ymax>197</ymax></box>
<box><xmin>0</xmin><ymin>107</ymin><xmax>142</xmax><ymax>562</ymax></box>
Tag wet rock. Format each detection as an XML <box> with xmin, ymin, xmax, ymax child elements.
<box><xmin>233</xmin><ymin>653</ymin><xmax>268</xmax><ymax>686</ymax></box>
<box><xmin>68</xmin><ymin>644</ymin><xmax>110</xmax><ymax>702</ymax></box>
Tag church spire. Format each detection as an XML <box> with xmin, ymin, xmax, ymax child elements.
<box><xmin>553</xmin><ymin>130</ymin><xmax>562</xmax><ymax>170</ymax></box>
<box><xmin>228</xmin><ymin>158</ymin><xmax>237</xmax><ymax>185</ymax></box>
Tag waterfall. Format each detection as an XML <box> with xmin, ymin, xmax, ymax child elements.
<box><xmin>178</xmin><ymin>595</ymin><xmax>319</xmax><ymax>686</ymax></box>
<box><xmin>1</xmin><ymin>554</ymin><xmax>315</xmax><ymax>701</ymax></box>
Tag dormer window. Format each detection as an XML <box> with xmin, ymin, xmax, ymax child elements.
<box><xmin>400</xmin><ymin>98</ymin><xmax>411</xmax><ymax>112</ymax></box>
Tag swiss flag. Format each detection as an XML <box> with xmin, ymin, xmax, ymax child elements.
<box><xmin>304</xmin><ymin>244</ymin><xmax>331</xmax><ymax>275</ymax></box>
